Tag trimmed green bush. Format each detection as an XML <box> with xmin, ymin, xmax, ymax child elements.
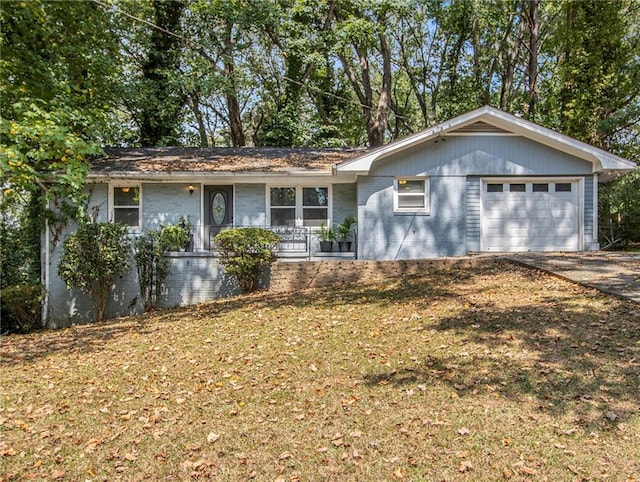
<box><xmin>214</xmin><ymin>228</ymin><xmax>280</xmax><ymax>293</ymax></box>
<box><xmin>58</xmin><ymin>221</ymin><xmax>131</xmax><ymax>322</ymax></box>
<box><xmin>0</xmin><ymin>284</ymin><xmax>44</xmax><ymax>333</ymax></box>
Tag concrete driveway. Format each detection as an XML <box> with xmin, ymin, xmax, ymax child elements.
<box><xmin>503</xmin><ymin>252</ymin><xmax>640</xmax><ymax>303</ymax></box>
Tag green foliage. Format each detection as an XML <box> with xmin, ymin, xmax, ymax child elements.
<box><xmin>0</xmin><ymin>195</ymin><xmax>40</xmax><ymax>289</ymax></box>
<box><xmin>134</xmin><ymin>230</ymin><xmax>170</xmax><ymax>311</ymax></box>
<box><xmin>214</xmin><ymin>228</ymin><xmax>280</xmax><ymax>293</ymax></box>
<box><xmin>0</xmin><ymin>284</ymin><xmax>44</xmax><ymax>334</ymax></box>
<box><xmin>335</xmin><ymin>215</ymin><xmax>357</xmax><ymax>241</ymax></box>
<box><xmin>160</xmin><ymin>223</ymin><xmax>190</xmax><ymax>251</ymax></box>
<box><xmin>133</xmin><ymin>0</ymin><xmax>187</xmax><ymax>146</ymax></box>
<box><xmin>58</xmin><ymin>221</ymin><xmax>131</xmax><ymax>322</ymax></box>
<box><xmin>317</xmin><ymin>224</ymin><xmax>336</xmax><ymax>242</ymax></box>
<box><xmin>600</xmin><ymin>167</ymin><xmax>640</xmax><ymax>244</ymax></box>
<box><xmin>1</xmin><ymin>100</ymin><xmax>102</xmax><ymax>206</ymax></box>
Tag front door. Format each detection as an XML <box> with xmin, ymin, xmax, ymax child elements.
<box><xmin>204</xmin><ymin>185</ymin><xmax>234</xmax><ymax>250</ymax></box>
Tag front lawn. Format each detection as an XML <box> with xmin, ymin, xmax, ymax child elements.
<box><xmin>1</xmin><ymin>263</ymin><xmax>639</xmax><ymax>481</ymax></box>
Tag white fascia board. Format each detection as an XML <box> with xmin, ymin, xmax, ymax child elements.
<box><xmin>87</xmin><ymin>170</ymin><xmax>356</xmax><ymax>185</ymax></box>
<box><xmin>336</xmin><ymin>105</ymin><xmax>636</xmax><ymax>176</ymax></box>
<box><xmin>336</xmin><ymin>106</ymin><xmax>496</xmax><ymax>173</ymax></box>
<box><xmin>481</xmin><ymin>111</ymin><xmax>636</xmax><ymax>173</ymax></box>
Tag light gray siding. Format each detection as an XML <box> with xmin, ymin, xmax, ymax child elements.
<box><xmin>358</xmin><ymin>175</ymin><xmax>467</xmax><ymax>259</ymax></box>
<box><xmin>155</xmin><ymin>254</ymin><xmax>240</xmax><ymax>306</ymax></box>
<box><xmin>45</xmin><ymin>182</ymin><xmax>243</xmax><ymax>328</ymax></box>
<box><xmin>235</xmin><ymin>183</ymin><xmax>266</xmax><ymax>226</ymax></box>
<box><xmin>373</xmin><ymin>136</ymin><xmax>593</xmax><ymax>177</ymax></box>
<box><xmin>584</xmin><ymin>176</ymin><xmax>598</xmax><ymax>249</ymax></box>
<box><xmin>143</xmin><ymin>182</ymin><xmax>201</xmax><ymax>230</ymax></box>
<box><xmin>332</xmin><ymin>183</ymin><xmax>357</xmax><ymax>225</ymax></box>
<box><xmin>358</xmin><ymin>135</ymin><xmax>596</xmax><ymax>260</ymax></box>
<box><xmin>465</xmin><ymin>177</ymin><xmax>481</xmax><ymax>252</ymax></box>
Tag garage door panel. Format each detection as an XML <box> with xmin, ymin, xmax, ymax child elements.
<box><xmin>482</xmin><ymin>180</ymin><xmax>580</xmax><ymax>252</ymax></box>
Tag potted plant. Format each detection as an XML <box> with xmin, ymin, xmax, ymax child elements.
<box><xmin>317</xmin><ymin>224</ymin><xmax>335</xmax><ymax>252</ymax></box>
<box><xmin>160</xmin><ymin>223</ymin><xmax>189</xmax><ymax>252</ymax></box>
<box><xmin>335</xmin><ymin>215</ymin><xmax>356</xmax><ymax>252</ymax></box>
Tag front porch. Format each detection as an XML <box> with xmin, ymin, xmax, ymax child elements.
<box><xmin>188</xmin><ymin>225</ymin><xmax>358</xmax><ymax>261</ymax></box>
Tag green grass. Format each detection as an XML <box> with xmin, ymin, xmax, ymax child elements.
<box><xmin>1</xmin><ymin>262</ymin><xmax>639</xmax><ymax>481</ymax></box>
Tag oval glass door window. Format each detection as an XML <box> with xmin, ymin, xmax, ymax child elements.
<box><xmin>211</xmin><ymin>192</ymin><xmax>226</xmax><ymax>225</ymax></box>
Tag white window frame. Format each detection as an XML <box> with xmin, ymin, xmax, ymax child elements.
<box><xmin>109</xmin><ymin>182</ymin><xmax>142</xmax><ymax>230</ymax></box>
<box><xmin>266</xmin><ymin>185</ymin><xmax>332</xmax><ymax>227</ymax></box>
<box><xmin>393</xmin><ymin>177</ymin><xmax>430</xmax><ymax>214</ymax></box>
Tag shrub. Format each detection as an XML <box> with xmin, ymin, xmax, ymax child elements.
<box><xmin>134</xmin><ymin>229</ymin><xmax>170</xmax><ymax>311</ymax></box>
<box><xmin>0</xmin><ymin>284</ymin><xmax>44</xmax><ymax>334</ymax></box>
<box><xmin>58</xmin><ymin>220</ymin><xmax>131</xmax><ymax>322</ymax></box>
<box><xmin>160</xmin><ymin>223</ymin><xmax>189</xmax><ymax>251</ymax></box>
<box><xmin>214</xmin><ymin>228</ymin><xmax>280</xmax><ymax>293</ymax></box>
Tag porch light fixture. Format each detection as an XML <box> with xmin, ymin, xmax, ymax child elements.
<box><xmin>121</xmin><ymin>186</ymin><xmax>130</xmax><ymax>193</ymax></box>
<box><xmin>188</xmin><ymin>184</ymin><xmax>196</xmax><ymax>195</ymax></box>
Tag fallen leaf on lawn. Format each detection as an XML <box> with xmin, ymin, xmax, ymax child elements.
<box><xmin>605</xmin><ymin>411</ymin><xmax>618</xmax><ymax>421</ymax></box>
<box><xmin>457</xmin><ymin>427</ymin><xmax>471</xmax><ymax>436</ymax></box>
<box><xmin>279</xmin><ymin>451</ymin><xmax>293</xmax><ymax>460</ymax></box>
<box><xmin>207</xmin><ymin>432</ymin><xmax>220</xmax><ymax>444</ymax></box>
<box><xmin>455</xmin><ymin>450</ymin><xmax>469</xmax><ymax>458</ymax></box>
<box><xmin>51</xmin><ymin>469</ymin><xmax>66</xmax><ymax>480</ymax></box>
<box><xmin>123</xmin><ymin>452</ymin><xmax>137</xmax><ymax>461</ymax></box>
<box><xmin>393</xmin><ymin>467</ymin><xmax>404</xmax><ymax>479</ymax></box>
<box><xmin>502</xmin><ymin>467</ymin><xmax>513</xmax><ymax>479</ymax></box>
<box><xmin>567</xmin><ymin>465</ymin><xmax>580</xmax><ymax>475</ymax></box>
<box><xmin>459</xmin><ymin>460</ymin><xmax>473</xmax><ymax>473</ymax></box>
<box><xmin>518</xmin><ymin>465</ymin><xmax>538</xmax><ymax>475</ymax></box>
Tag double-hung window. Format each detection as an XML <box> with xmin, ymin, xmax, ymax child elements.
<box><xmin>269</xmin><ymin>186</ymin><xmax>329</xmax><ymax>227</ymax></box>
<box><xmin>394</xmin><ymin>178</ymin><xmax>429</xmax><ymax>213</ymax></box>
<box><xmin>112</xmin><ymin>185</ymin><xmax>141</xmax><ymax>228</ymax></box>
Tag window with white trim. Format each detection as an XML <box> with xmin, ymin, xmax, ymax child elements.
<box><xmin>112</xmin><ymin>185</ymin><xmax>141</xmax><ymax>227</ymax></box>
<box><xmin>269</xmin><ymin>186</ymin><xmax>329</xmax><ymax>227</ymax></box>
<box><xmin>394</xmin><ymin>178</ymin><xmax>429</xmax><ymax>213</ymax></box>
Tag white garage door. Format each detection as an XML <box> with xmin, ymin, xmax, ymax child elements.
<box><xmin>481</xmin><ymin>179</ymin><xmax>580</xmax><ymax>252</ymax></box>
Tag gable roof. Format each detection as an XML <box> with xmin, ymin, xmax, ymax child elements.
<box><xmin>89</xmin><ymin>147</ymin><xmax>367</xmax><ymax>179</ymax></box>
<box><xmin>336</xmin><ymin>105</ymin><xmax>636</xmax><ymax>181</ymax></box>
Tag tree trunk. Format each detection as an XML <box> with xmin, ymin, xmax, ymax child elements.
<box><xmin>524</xmin><ymin>0</ymin><xmax>540</xmax><ymax>119</ymax></box>
<box><xmin>187</xmin><ymin>91</ymin><xmax>209</xmax><ymax>147</ymax></box>
<box><xmin>223</xmin><ymin>22</ymin><xmax>245</xmax><ymax>147</ymax></box>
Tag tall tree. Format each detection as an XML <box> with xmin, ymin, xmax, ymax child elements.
<box><xmin>135</xmin><ymin>0</ymin><xmax>187</xmax><ymax>146</ymax></box>
<box><xmin>546</xmin><ymin>0</ymin><xmax>640</xmax><ymax>148</ymax></box>
<box><xmin>1</xmin><ymin>1</ymin><xmax>121</xmax><ymax>284</ymax></box>
<box><xmin>331</xmin><ymin>1</ymin><xmax>395</xmax><ymax>147</ymax></box>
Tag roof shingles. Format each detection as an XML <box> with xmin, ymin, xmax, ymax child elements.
<box><xmin>90</xmin><ymin>147</ymin><xmax>368</xmax><ymax>176</ymax></box>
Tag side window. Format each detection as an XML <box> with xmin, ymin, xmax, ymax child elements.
<box><xmin>302</xmin><ymin>187</ymin><xmax>329</xmax><ymax>227</ymax></box>
<box><xmin>270</xmin><ymin>187</ymin><xmax>296</xmax><ymax>227</ymax></box>
<box><xmin>555</xmin><ymin>183</ymin><xmax>572</xmax><ymax>192</ymax></box>
<box><xmin>269</xmin><ymin>186</ymin><xmax>330</xmax><ymax>226</ymax></box>
<box><xmin>112</xmin><ymin>185</ymin><xmax>140</xmax><ymax>228</ymax></box>
<box><xmin>394</xmin><ymin>178</ymin><xmax>429</xmax><ymax>213</ymax></box>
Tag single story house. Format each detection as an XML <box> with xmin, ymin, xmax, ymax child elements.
<box><xmin>43</xmin><ymin>106</ymin><xmax>636</xmax><ymax>326</ymax></box>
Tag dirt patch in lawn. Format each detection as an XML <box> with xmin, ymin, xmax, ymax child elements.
<box><xmin>1</xmin><ymin>262</ymin><xmax>639</xmax><ymax>481</ymax></box>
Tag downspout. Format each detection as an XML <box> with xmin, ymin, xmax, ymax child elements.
<box><xmin>593</xmin><ymin>174</ymin><xmax>599</xmax><ymax>248</ymax></box>
<box><xmin>42</xmin><ymin>199</ymin><xmax>50</xmax><ymax>327</ymax></box>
